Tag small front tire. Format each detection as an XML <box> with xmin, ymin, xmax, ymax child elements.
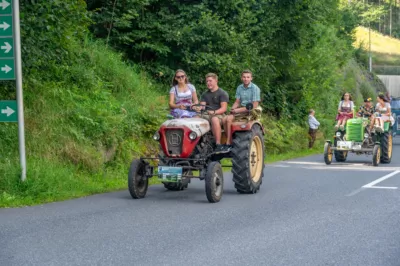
<box><xmin>372</xmin><ymin>144</ymin><xmax>381</xmax><ymax>167</ymax></box>
<box><xmin>205</xmin><ymin>162</ymin><xmax>224</xmax><ymax>203</ymax></box>
<box><xmin>128</xmin><ymin>159</ymin><xmax>149</xmax><ymax>199</ymax></box>
<box><xmin>324</xmin><ymin>142</ymin><xmax>333</xmax><ymax>165</ymax></box>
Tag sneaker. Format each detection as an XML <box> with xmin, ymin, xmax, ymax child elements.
<box><xmin>214</xmin><ymin>144</ymin><xmax>230</xmax><ymax>154</ymax></box>
<box><xmin>224</xmin><ymin>144</ymin><xmax>233</xmax><ymax>152</ymax></box>
<box><xmin>214</xmin><ymin>144</ymin><xmax>225</xmax><ymax>154</ymax></box>
<box><xmin>334</xmin><ymin>125</ymin><xmax>339</xmax><ymax>130</ymax></box>
<box><xmin>339</xmin><ymin>125</ymin><xmax>345</xmax><ymax>131</ymax></box>
<box><xmin>375</xmin><ymin>126</ymin><xmax>384</xmax><ymax>133</ymax></box>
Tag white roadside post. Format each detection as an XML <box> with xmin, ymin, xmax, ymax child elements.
<box><xmin>13</xmin><ymin>0</ymin><xmax>26</xmax><ymax>181</ymax></box>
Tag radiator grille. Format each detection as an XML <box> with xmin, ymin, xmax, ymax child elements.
<box><xmin>346</xmin><ymin>119</ymin><xmax>363</xmax><ymax>142</ymax></box>
<box><xmin>165</xmin><ymin>129</ymin><xmax>183</xmax><ymax>155</ymax></box>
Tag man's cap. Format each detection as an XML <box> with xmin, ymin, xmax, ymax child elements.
<box><xmin>364</xmin><ymin>97</ymin><xmax>372</xmax><ymax>102</ymax></box>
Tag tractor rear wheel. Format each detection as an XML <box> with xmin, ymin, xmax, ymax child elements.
<box><xmin>334</xmin><ymin>151</ymin><xmax>348</xmax><ymax>162</ymax></box>
<box><xmin>380</xmin><ymin>130</ymin><xmax>393</xmax><ymax>163</ymax></box>
<box><xmin>231</xmin><ymin>125</ymin><xmax>265</xmax><ymax>194</ymax></box>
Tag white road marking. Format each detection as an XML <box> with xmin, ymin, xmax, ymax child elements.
<box><xmin>301</xmin><ymin>166</ymin><xmax>400</xmax><ymax>172</ymax></box>
<box><xmin>367</xmin><ymin>186</ymin><xmax>397</xmax><ymax>189</ymax></box>
<box><xmin>362</xmin><ymin>171</ymin><xmax>400</xmax><ymax>188</ymax></box>
<box><xmin>347</xmin><ymin>170</ymin><xmax>400</xmax><ymax>196</ymax></box>
<box><xmin>285</xmin><ymin>161</ymin><xmax>364</xmax><ymax>166</ymax></box>
<box><xmin>272</xmin><ymin>164</ymin><xmax>291</xmax><ymax>168</ymax></box>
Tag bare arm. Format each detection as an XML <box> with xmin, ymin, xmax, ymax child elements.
<box><xmin>232</xmin><ymin>101</ymin><xmax>259</xmax><ymax>114</ymax></box>
<box><xmin>192</xmin><ymin>91</ymin><xmax>199</xmax><ymax>105</ymax></box>
<box><xmin>214</xmin><ymin>102</ymin><xmax>227</xmax><ymax>115</ymax></box>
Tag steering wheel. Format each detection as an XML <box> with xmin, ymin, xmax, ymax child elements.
<box><xmin>190</xmin><ymin>104</ymin><xmax>217</xmax><ymax>115</ymax></box>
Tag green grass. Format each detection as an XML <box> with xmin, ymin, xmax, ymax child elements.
<box><xmin>355</xmin><ymin>26</ymin><xmax>400</xmax><ymax>67</ymax></box>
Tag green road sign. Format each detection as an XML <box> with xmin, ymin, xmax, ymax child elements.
<box><xmin>0</xmin><ymin>0</ymin><xmax>12</xmax><ymax>15</ymax></box>
<box><xmin>0</xmin><ymin>37</ymin><xmax>13</xmax><ymax>57</ymax></box>
<box><xmin>0</xmin><ymin>100</ymin><xmax>17</xmax><ymax>122</ymax></box>
<box><xmin>0</xmin><ymin>58</ymin><xmax>14</xmax><ymax>79</ymax></box>
<box><xmin>0</xmin><ymin>15</ymin><xmax>12</xmax><ymax>37</ymax></box>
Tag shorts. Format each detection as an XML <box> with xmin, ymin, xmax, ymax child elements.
<box><xmin>200</xmin><ymin>113</ymin><xmax>225</xmax><ymax>124</ymax></box>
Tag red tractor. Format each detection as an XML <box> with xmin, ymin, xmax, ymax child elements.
<box><xmin>128</xmin><ymin>104</ymin><xmax>265</xmax><ymax>203</ymax></box>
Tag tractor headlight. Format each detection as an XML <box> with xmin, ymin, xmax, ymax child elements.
<box><xmin>336</xmin><ymin>132</ymin><xmax>341</xmax><ymax>137</ymax></box>
<box><xmin>189</xmin><ymin>131</ymin><xmax>197</xmax><ymax>140</ymax></box>
<box><xmin>364</xmin><ymin>133</ymin><xmax>369</xmax><ymax>138</ymax></box>
<box><xmin>153</xmin><ymin>131</ymin><xmax>160</xmax><ymax>141</ymax></box>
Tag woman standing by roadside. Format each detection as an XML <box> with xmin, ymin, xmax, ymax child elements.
<box><xmin>334</xmin><ymin>92</ymin><xmax>354</xmax><ymax>131</ymax></box>
<box><xmin>169</xmin><ymin>69</ymin><xmax>199</xmax><ymax>118</ymax></box>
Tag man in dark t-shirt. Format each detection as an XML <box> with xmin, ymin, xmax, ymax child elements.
<box><xmin>199</xmin><ymin>73</ymin><xmax>229</xmax><ymax>153</ymax></box>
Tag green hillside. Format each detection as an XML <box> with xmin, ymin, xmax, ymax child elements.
<box><xmin>0</xmin><ymin>1</ymin><xmax>388</xmax><ymax>207</ymax></box>
<box><xmin>355</xmin><ymin>26</ymin><xmax>400</xmax><ymax>74</ymax></box>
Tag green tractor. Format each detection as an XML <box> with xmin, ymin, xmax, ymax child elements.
<box><xmin>324</xmin><ymin>116</ymin><xmax>393</xmax><ymax>167</ymax></box>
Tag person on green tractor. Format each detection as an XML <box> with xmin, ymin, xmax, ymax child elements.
<box><xmin>222</xmin><ymin>70</ymin><xmax>262</xmax><ymax>151</ymax></box>
<box><xmin>334</xmin><ymin>92</ymin><xmax>354</xmax><ymax>131</ymax></box>
<box><xmin>372</xmin><ymin>94</ymin><xmax>394</xmax><ymax>133</ymax></box>
<box><xmin>357</xmin><ymin>97</ymin><xmax>375</xmax><ymax>132</ymax></box>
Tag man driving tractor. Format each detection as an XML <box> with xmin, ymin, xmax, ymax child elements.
<box><xmin>197</xmin><ymin>73</ymin><xmax>230</xmax><ymax>153</ymax></box>
<box><xmin>357</xmin><ymin>97</ymin><xmax>375</xmax><ymax>132</ymax></box>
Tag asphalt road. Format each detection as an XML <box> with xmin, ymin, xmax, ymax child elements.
<box><xmin>1</xmin><ymin>139</ymin><xmax>400</xmax><ymax>266</ymax></box>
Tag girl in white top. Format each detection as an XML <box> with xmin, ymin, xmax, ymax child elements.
<box><xmin>334</xmin><ymin>92</ymin><xmax>354</xmax><ymax>131</ymax></box>
<box><xmin>373</xmin><ymin>94</ymin><xmax>394</xmax><ymax>132</ymax></box>
<box><xmin>169</xmin><ymin>69</ymin><xmax>199</xmax><ymax>118</ymax></box>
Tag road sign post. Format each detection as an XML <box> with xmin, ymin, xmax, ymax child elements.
<box><xmin>0</xmin><ymin>0</ymin><xmax>26</xmax><ymax>181</ymax></box>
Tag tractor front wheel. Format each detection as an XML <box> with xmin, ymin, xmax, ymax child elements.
<box><xmin>324</xmin><ymin>142</ymin><xmax>333</xmax><ymax>165</ymax></box>
<box><xmin>372</xmin><ymin>144</ymin><xmax>381</xmax><ymax>167</ymax></box>
<box><xmin>128</xmin><ymin>159</ymin><xmax>149</xmax><ymax>199</ymax></box>
<box><xmin>205</xmin><ymin>162</ymin><xmax>224</xmax><ymax>203</ymax></box>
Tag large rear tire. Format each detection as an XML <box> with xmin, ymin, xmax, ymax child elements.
<box><xmin>205</xmin><ymin>162</ymin><xmax>224</xmax><ymax>203</ymax></box>
<box><xmin>380</xmin><ymin>130</ymin><xmax>393</xmax><ymax>163</ymax></box>
<box><xmin>231</xmin><ymin>125</ymin><xmax>265</xmax><ymax>194</ymax></box>
<box><xmin>334</xmin><ymin>150</ymin><xmax>348</xmax><ymax>162</ymax></box>
<box><xmin>128</xmin><ymin>159</ymin><xmax>149</xmax><ymax>199</ymax></box>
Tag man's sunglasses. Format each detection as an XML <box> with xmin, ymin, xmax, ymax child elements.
<box><xmin>175</xmin><ymin>75</ymin><xmax>185</xmax><ymax>79</ymax></box>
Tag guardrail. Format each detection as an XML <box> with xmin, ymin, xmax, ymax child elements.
<box><xmin>373</xmin><ymin>65</ymin><xmax>400</xmax><ymax>75</ymax></box>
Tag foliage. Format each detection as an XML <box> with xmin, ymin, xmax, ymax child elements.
<box><xmin>0</xmin><ymin>0</ymin><xmax>388</xmax><ymax>207</ymax></box>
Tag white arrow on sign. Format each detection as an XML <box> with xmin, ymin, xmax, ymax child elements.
<box><xmin>1</xmin><ymin>64</ymin><xmax>11</xmax><ymax>73</ymax></box>
<box><xmin>0</xmin><ymin>21</ymin><xmax>10</xmax><ymax>31</ymax></box>
<box><xmin>1</xmin><ymin>106</ymin><xmax>14</xmax><ymax>117</ymax></box>
<box><xmin>0</xmin><ymin>0</ymin><xmax>10</xmax><ymax>10</ymax></box>
<box><xmin>1</xmin><ymin>42</ymin><xmax>11</xmax><ymax>53</ymax></box>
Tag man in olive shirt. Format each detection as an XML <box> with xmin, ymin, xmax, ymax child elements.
<box><xmin>199</xmin><ymin>73</ymin><xmax>229</xmax><ymax>153</ymax></box>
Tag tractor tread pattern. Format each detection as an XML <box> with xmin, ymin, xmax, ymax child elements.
<box><xmin>380</xmin><ymin>130</ymin><xmax>392</xmax><ymax>163</ymax></box>
<box><xmin>231</xmin><ymin>127</ymin><xmax>264</xmax><ymax>194</ymax></box>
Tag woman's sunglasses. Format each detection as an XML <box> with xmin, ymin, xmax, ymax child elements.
<box><xmin>175</xmin><ymin>75</ymin><xmax>185</xmax><ymax>79</ymax></box>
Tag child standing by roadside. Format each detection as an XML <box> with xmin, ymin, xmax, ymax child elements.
<box><xmin>308</xmin><ymin>109</ymin><xmax>320</xmax><ymax>148</ymax></box>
